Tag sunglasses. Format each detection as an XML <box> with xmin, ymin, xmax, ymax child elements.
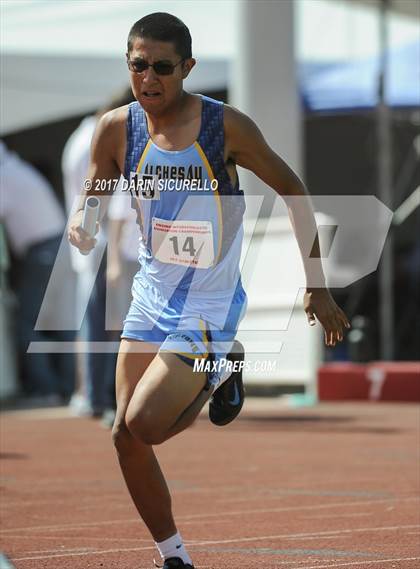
<box><xmin>127</xmin><ymin>58</ymin><xmax>185</xmax><ymax>76</ymax></box>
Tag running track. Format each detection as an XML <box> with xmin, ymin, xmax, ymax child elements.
<box><xmin>1</xmin><ymin>400</ymin><xmax>419</xmax><ymax>568</ymax></box>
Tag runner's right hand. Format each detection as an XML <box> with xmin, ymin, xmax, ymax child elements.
<box><xmin>68</xmin><ymin>209</ymin><xmax>99</xmax><ymax>254</ymax></box>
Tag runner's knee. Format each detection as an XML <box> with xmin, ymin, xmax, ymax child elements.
<box><xmin>112</xmin><ymin>421</ymin><xmax>138</xmax><ymax>455</ymax></box>
<box><xmin>125</xmin><ymin>407</ymin><xmax>166</xmax><ymax>446</ymax></box>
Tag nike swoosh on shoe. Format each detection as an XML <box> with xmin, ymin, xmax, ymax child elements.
<box><xmin>228</xmin><ymin>382</ymin><xmax>241</xmax><ymax>406</ymax></box>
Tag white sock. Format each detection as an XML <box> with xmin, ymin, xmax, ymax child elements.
<box><xmin>155</xmin><ymin>531</ymin><xmax>192</xmax><ymax>565</ymax></box>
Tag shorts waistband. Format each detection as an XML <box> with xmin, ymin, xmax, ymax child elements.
<box><xmin>135</xmin><ymin>271</ymin><xmax>243</xmax><ymax>301</ymax></box>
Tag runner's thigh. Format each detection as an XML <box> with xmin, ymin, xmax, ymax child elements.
<box><xmin>125</xmin><ymin>351</ymin><xmax>207</xmax><ymax>442</ymax></box>
<box><xmin>115</xmin><ymin>339</ymin><xmax>157</xmax><ymax>424</ymax></box>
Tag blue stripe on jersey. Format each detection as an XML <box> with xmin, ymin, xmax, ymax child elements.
<box><xmin>197</xmin><ymin>95</ymin><xmax>240</xmax><ymax>195</ymax></box>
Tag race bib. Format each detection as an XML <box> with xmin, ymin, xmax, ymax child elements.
<box><xmin>152</xmin><ymin>217</ymin><xmax>214</xmax><ymax>268</ymax></box>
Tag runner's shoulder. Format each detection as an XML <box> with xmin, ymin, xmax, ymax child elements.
<box><xmin>224</xmin><ymin>104</ymin><xmax>261</xmax><ymax>135</ymax></box>
<box><xmin>97</xmin><ymin>105</ymin><xmax>130</xmax><ymax>138</ymax></box>
<box><xmin>92</xmin><ymin>105</ymin><xmax>130</xmax><ymax>154</ymax></box>
<box><xmin>223</xmin><ymin>104</ymin><xmax>263</xmax><ymax>155</ymax></box>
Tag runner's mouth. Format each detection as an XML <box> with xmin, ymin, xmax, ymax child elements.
<box><xmin>142</xmin><ymin>92</ymin><xmax>161</xmax><ymax>98</ymax></box>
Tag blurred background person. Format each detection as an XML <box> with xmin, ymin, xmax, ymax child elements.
<box><xmin>0</xmin><ymin>140</ymin><xmax>75</xmax><ymax>404</ymax></box>
<box><xmin>62</xmin><ymin>110</ymin><xmax>99</xmax><ymax>416</ymax></box>
<box><xmin>103</xmin><ymin>192</ymin><xmax>140</xmax><ymax>427</ymax></box>
<box><xmin>62</xmin><ymin>108</ymin><xmax>107</xmax><ymax>418</ymax></box>
<box><xmin>106</xmin><ymin>192</ymin><xmax>140</xmax><ymax>333</ymax></box>
<box><xmin>61</xmin><ymin>87</ymin><xmax>135</xmax><ymax>424</ymax></box>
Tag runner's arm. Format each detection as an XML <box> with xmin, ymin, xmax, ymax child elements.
<box><xmin>224</xmin><ymin>105</ymin><xmax>350</xmax><ymax>346</ymax></box>
<box><xmin>68</xmin><ymin>111</ymin><xmax>123</xmax><ymax>254</ymax></box>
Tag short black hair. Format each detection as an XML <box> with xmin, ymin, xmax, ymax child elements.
<box><xmin>127</xmin><ymin>12</ymin><xmax>192</xmax><ymax>59</ymax></box>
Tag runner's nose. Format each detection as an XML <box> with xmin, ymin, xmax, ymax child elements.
<box><xmin>142</xmin><ymin>65</ymin><xmax>158</xmax><ymax>84</ymax></box>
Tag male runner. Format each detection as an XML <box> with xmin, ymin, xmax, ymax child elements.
<box><xmin>68</xmin><ymin>13</ymin><xmax>350</xmax><ymax>569</ymax></box>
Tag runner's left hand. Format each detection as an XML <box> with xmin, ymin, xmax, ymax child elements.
<box><xmin>303</xmin><ymin>289</ymin><xmax>350</xmax><ymax>347</ymax></box>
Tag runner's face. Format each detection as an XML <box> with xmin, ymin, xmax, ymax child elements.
<box><xmin>127</xmin><ymin>37</ymin><xmax>192</xmax><ymax>114</ymax></box>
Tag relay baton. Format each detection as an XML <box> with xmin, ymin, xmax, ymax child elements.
<box><xmin>80</xmin><ymin>196</ymin><xmax>100</xmax><ymax>256</ymax></box>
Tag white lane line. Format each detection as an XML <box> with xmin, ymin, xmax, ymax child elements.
<box><xmin>10</xmin><ymin>525</ymin><xmax>420</xmax><ymax>562</ymax></box>
<box><xmin>178</xmin><ymin>496</ymin><xmax>419</xmax><ymax>521</ymax></box>
<box><xmin>298</xmin><ymin>557</ymin><xmax>420</xmax><ymax>569</ymax></box>
<box><xmin>186</xmin><ymin>524</ymin><xmax>420</xmax><ymax>546</ymax></box>
<box><xmin>1</xmin><ymin>496</ymin><xmax>418</xmax><ymax>534</ymax></box>
<box><xmin>5</xmin><ymin>535</ymin><xmax>147</xmax><ymax>542</ymax></box>
<box><xmin>11</xmin><ymin>545</ymin><xmax>155</xmax><ymax>562</ymax></box>
<box><xmin>17</xmin><ymin>548</ymin><xmax>94</xmax><ymax>555</ymax></box>
<box><xmin>217</xmin><ymin>493</ymin><xmax>390</xmax><ymax>505</ymax></box>
<box><xmin>2</xmin><ymin>497</ymin><xmax>124</xmax><ymax>508</ymax></box>
<box><xmin>287</xmin><ymin>536</ymin><xmax>352</xmax><ymax>541</ymax></box>
<box><xmin>302</xmin><ymin>513</ymin><xmax>372</xmax><ymax>520</ymax></box>
<box><xmin>0</xmin><ymin>519</ymin><xmax>139</xmax><ymax>534</ymax></box>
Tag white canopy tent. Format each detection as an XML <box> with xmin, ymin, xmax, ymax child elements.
<box><xmin>1</xmin><ymin>53</ymin><xmax>228</xmax><ymax>135</ymax></box>
<box><xmin>1</xmin><ymin>0</ymin><xmax>418</xmax><ymax>134</ymax></box>
<box><xmin>1</xmin><ymin>0</ymin><xmax>235</xmax><ymax>134</ymax></box>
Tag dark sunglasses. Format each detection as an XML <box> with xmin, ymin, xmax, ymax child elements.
<box><xmin>127</xmin><ymin>58</ymin><xmax>185</xmax><ymax>76</ymax></box>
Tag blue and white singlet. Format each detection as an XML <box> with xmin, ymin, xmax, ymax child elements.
<box><xmin>121</xmin><ymin>95</ymin><xmax>247</xmax><ymax>384</ymax></box>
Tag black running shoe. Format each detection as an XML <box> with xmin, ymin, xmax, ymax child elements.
<box><xmin>154</xmin><ymin>558</ymin><xmax>195</xmax><ymax>569</ymax></box>
<box><xmin>209</xmin><ymin>340</ymin><xmax>245</xmax><ymax>426</ymax></box>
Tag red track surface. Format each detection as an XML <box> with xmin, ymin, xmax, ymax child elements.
<box><xmin>1</xmin><ymin>401</ymin><xmax>419</xmax><ymax>569</ymax></box>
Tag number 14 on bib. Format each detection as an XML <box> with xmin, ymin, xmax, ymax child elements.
<box><xmin>152</xmin><ymin>217</ymin><xmax>215</xmax><ymax>269</ymax></box>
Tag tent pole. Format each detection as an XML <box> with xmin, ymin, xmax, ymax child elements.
<box><xmin>377</xmin><ymin>0</ymin><xmax>394</xmax><ymax>360</ymax></box>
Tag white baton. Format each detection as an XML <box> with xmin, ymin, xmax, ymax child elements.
<box><xmin>80</xmin><ymin>196</ymin><xmax>100</xmax><ymax>256</ymax></box>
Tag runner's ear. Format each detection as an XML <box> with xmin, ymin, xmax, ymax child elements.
<box><xmin>182</xmin><ymin>58</ymin><xmax>196</xmax><ymax>79</ymax></box>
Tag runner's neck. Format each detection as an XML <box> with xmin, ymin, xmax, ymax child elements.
<box><xmin>145</xmin><ymin>90</ymin><xmax>192</xmax><ymax>130</ymax></box>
